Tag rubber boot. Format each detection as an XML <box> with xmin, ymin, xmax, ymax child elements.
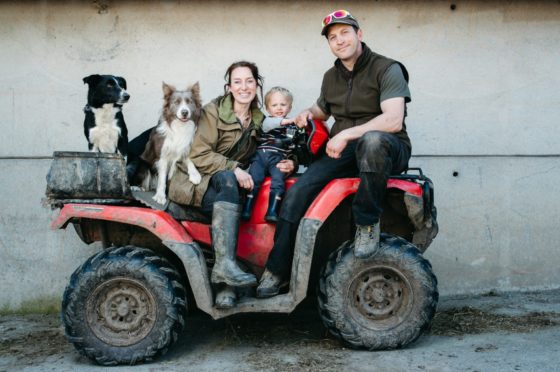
<box><xmin>264</xmin><ymin>193</ymin><xmax>282</xmax><ymax>223</ymax></box>
<box><xmin>241</xmin><ymin>189</ymin><xmax>258</xmax><ymax>221</ymax></box>
<box><xmin>354</xmin><ymin>223</ymin><xmax>380</xmax><ymax>258</ymax></box>
<box><xmin>210</xmin><ymin>201</ymin><xmax>257</xmax><ymax>287</ymax></box>
<box><xmin>214</xmin><ymin>285</ymin><xmax>236</xmax><ymax>309</ymax></box>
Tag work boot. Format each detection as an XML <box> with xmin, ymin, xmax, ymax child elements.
<box><xmin>210</xmin><ymin>201</ymin><xmax>257</xmax><ymax>287</ymax></box>
<box><xmin>264</xmin><ymin>193</ymin><xmax>282</xmax><ymax>223</ymax></box>
<box><xmin>241</xmin><ymin>189</ymin><xmax>258</xmax><ymax>220</ymax></box>
<box><xmin>354</xmin><ymin>223</ymin><xmax>380</xmax><ymax>258</ymax></box>
<box><xmin>214</xmin><ymin>285</ymin><xmax>236</xmax><ymax>309</ymax></box>
<box><xmin>256</xmin><ymin>268</ymin><xmax>285</xmax><ymax>298</ymax></box>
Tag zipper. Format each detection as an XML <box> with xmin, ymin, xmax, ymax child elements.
<box><xmin>345</xmin><ymin>75</ymin><xmax>354</xmax><ymax>116</ymax></box>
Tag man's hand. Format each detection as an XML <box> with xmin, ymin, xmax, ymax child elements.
<box><xmin>326</xmin><ymin>132</ymin><xmax>349</xmax><ymax>159</ymax></box>
<box><xmin>234</xmin><ymin>167</ymin><xmax>254</xmax><ymax>190</ymax></box>
<box><xmin>295</xmin><ymin>110</ymin><xmax>313</xmax><ymax>128</ymax></box>
<box><xmin>276</xmin><ymin>159</ymin><xmax>295</xmax><ymax>175</ymax></box>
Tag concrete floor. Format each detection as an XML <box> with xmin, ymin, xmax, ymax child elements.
<box><xmin>1</xmin><ymin>289</ymin><xmax>559</xmax><ymax>371</ymax></box>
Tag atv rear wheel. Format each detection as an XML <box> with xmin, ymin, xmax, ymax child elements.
<box><xmin>318</xmin><ymin>235</ymin><xmax>438</xmax><ymax>350</ymax></box>
<box><xmin>62</xmin><ymin>246</ymin><xmax>186</xmax><ymax>365</ymax></box>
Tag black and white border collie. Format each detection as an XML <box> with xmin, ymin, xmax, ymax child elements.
<box><xmin>135</xmin><ymin>82</ymin><xmax>202</xmax><ymax>205</ymax></box>
<box><xmin>83</xmin><ymin>74</ymin><xmax>130</xmax><ymax>156</ymax></box>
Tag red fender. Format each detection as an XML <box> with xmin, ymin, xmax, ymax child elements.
<box><xmin>52</xmin><ymin>204</ymin><xmax>193</xmax><ymax>243</ymax></box>
<box><xmin>304</xmin><ymin>178</ymin><xmax>423</xmax><ymax>222</ymax></box>
<box><xmin>52</xmin><ymin>178</ymin><xmax>422</xmax><ymax>269</ymax></box>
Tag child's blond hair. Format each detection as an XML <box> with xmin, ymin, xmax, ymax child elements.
<box><xmin>264</xmin><ymin>86</ymin><xmax>294</xmax><ymax>109</ymax></box>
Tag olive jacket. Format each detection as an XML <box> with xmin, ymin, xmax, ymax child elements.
<box><xmin>168</xmin><ymin>94</ymin><xmax>264</xmax><ymax>207</ymax></box>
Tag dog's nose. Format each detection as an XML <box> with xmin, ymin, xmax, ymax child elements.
<box><xmin>181</xmin><ymin>109</ymin><xmax>189</xmax><ymax>117</ymax></box>
<box><xmin>123</xmin><ymin>92</ymin><xmax>130</xmax><ymax>101</ymax></box>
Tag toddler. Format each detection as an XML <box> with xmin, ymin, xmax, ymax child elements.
<box><xmin>242</xmin><ymin>86</ymin><xmax>300</xmax><ymax>222</ymax></box>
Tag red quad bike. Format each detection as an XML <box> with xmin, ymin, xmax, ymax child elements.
<box><xmin>45</xmin><ymin>120</ymin><xmax>439</xmax><ymax>366</ymax></box>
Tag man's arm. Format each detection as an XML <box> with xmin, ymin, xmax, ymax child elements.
<box><xmin>325</xmin><ymin>97</ymin><xmax>405</xmax><ymax>159</ymax></box>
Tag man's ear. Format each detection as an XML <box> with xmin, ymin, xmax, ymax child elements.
<box><xmin>357</xmin><ymin>28</ymin><xmax>363</xmax><ymax>41</ymax></box>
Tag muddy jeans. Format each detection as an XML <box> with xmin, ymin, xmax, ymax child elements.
<box><xmin>265</xmin><ymin>130</ymin><xmax>411</xmax><ymax>278</ymax></box>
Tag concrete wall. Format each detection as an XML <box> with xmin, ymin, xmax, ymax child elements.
<box><xmin>1</xmin><ymin>1</ymin><xmax>559</xmax><ymax>311</ymax></box>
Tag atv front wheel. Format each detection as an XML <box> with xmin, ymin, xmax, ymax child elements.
<box><xmin>62</xmin><ymin>246</ymin><xmax>186</xmax><ymax>365</ymax></box>
<box><xmin>317</xmin><ymin>235</ymin><xmax>438</xmax><ymax>350</ymax></box>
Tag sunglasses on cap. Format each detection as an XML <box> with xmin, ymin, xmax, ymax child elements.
<box><xmin>322</xmin><ymin>9</ymin><xmax>355</xmax><ymax>28</ymax></box>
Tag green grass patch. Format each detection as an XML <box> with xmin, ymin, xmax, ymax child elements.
<box><xmin>0</xmin><ymin>296</ymin><xmax>61</xmax><ymax>315</ymax></box>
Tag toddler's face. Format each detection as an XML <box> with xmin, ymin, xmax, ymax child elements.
<box><xmin>266</xmin><ymin>92</ymin><xmax>292</xmax><ymax>118</ymax></box>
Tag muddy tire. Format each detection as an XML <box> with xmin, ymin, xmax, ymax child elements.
<box><xmin>62</xmin><ymin>246</ymin><xmax>187</xmax><ymax>365</ymax></box>
<box><xmin>317</xmin><ymin>235</ymin><xmax>438</xmax><ymax>350</ymax></box>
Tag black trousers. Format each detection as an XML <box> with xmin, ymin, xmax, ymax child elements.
<box><xmin>200</xmin><ymin>170</ymin><xmax>240</xmax><ymax>217</ymax></box>
<box><xmin>265</xmin><ymin>131</ymin><xmax>411</xmax><ymax>278</ymax></box>
<box><xmin>248</xmin><ymin>150</ymin><xmax>286</xmax><ymax>196</ymax></box>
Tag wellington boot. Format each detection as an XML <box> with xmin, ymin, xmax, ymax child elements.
<box><xmin>214</xmin><ymin>285</ymin><xmax>236</xmax><ymax>309</ymax></box>
<box><xmin>210</xmin><ymin>201</ymin><xmax>257</xmax><ymax>287</ymax></box>
<box><xmin>264</xmin><ymin>193</ymin><xmax>282</xmax><ymax>223</ymax></box>
<box><xmin>241</xmin><ymin>189</ymin><xmax>258</xmax><ymax>221</ymax></box>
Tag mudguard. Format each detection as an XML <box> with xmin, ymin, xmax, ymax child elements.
<box><xmin>52</xmin><ymin>203</ymin><xmax>193</xmax><ymax>243</ymax></box>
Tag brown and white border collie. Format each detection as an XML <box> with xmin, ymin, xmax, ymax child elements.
<box><xmin>137</xmin><ymin>82</ymin><xmax>202</xmax><ymax>205</ymax></box>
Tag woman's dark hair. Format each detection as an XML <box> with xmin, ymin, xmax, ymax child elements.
<box><xmin>223</xmin><ymin>61</ymin><xmax>264</xmax><ymax>108</ymax></box>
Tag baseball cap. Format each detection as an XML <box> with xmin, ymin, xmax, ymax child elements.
<box><xmin>321</xmin><ymin>9</ymin><xmax>360</xmax><ymax>36</ymax></box>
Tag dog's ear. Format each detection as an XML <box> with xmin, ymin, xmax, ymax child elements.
<box><xmin>162</xmin><ymin>82</ymin><xmax>175</xmax><ymax>99</ymax></box>
<box><xmin>191</xmin><ymin>82</ymin><xmax>202</xmax><ymax>108</ymax></box>
<box><xmin>116</xmin><ymin>76</ymin><xmax>127</xmax><ymax>90</ymax></box>
<box><xmin>83</xmin><ymin>74</ymin><xmax>102</xmax><ymax>86</ymax></box>
<box><xmin>191</xmin><ymin>82</ymin><xmax>200</xmax><ymax>96</ymax></box>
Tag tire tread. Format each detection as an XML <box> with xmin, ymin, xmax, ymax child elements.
<box><xmin>62</xmin><ymin>246</ymin><xmax>187</xmax><ymax>365</ymax></box>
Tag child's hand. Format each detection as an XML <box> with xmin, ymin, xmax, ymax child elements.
<box><xmin>280</xmin><ymin>117</ymin><xmax>296</xmax><ymax>126</ymax></box>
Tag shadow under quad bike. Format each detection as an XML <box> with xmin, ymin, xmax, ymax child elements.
<box><xmin>45</xmin><ymin>120</ymin><xmax>439</xmax><ymax>365</ymax></box>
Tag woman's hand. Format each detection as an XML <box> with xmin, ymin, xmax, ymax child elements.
<box><xmin>276</xmin><ymin>159</ymin><xmax>295</xmax><ymax>175</ymax></box>
<box><xmin>234</xmin><ymin>167</ymin><xmax>254</xmax><ymax>190</ymax></box>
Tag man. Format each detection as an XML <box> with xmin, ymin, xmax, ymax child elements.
<box><xmin>257</xmin><ymin>9</ymin><xmax>412</xmax><ymax>298</ymax></box>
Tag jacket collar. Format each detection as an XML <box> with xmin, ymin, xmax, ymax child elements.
<box><xmin>218</xmin><ymin>94</ymin><xmax>264</xmax><ymax>127</ymax></box>
<box><xmin>335</xmin><ymin>42</ymin><xmax>372</xmax><ymax>76</ymax></box>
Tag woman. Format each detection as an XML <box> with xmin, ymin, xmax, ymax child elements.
<box><xmin>168</xmin><ymin>61</ymin><xmax>295</xmax><ymax>308</ymax></box>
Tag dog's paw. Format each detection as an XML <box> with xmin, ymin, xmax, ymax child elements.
<box><xmin>189</xmin><ymin>173</ymin><xmax>202</xmax><ymax>185</ymax></box>
<box><xmin>152</xmin><ymin>192</ymin><xmax>167</xmax><ymax>205</ymax></box>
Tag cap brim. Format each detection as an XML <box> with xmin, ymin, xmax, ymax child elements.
<box><xmin>321</xmin><ymin>19</ymin><xmax>360</xmax><ymax>36</ymax></box>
